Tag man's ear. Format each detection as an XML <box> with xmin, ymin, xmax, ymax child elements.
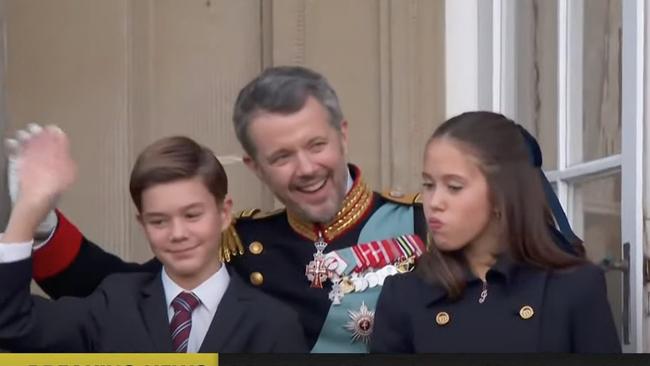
<box><xmin>339</xmin><ymin>119</ymin><xmax>349</xmax><ymax>156</ymax></box>
<box><xmin>243</xmin><ymin>154</ymin><xmax>263</xmax><ymax>179</ymax></box>
<box><xmin>219</xmin><ymin>197</ymin><xmax>234</xmax><ymax>231</ymax></box>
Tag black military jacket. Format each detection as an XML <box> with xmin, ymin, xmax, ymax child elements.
<box><xmin>370</xmin><ymin>258</ymin><xmax>621</xmax><ymax>353</ymax></box>
<box><xmin>219</xmin><ymin>165</ymin><xmax>427</xmax><ymax>351</ymax></box>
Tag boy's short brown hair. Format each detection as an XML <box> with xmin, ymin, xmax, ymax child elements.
<box><xmin>129</xmin><ymin>136</ymin><xmax>227</xmax><ymax>212</ymax></box>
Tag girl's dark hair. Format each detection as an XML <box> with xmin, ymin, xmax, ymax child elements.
<box><xmin>417</xmin><ymin>111</ymin><xmax>585</xmax><ymax>299</ymax></box>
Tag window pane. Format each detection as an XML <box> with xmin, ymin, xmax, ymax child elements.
<box><xmin>572</xmin><ymin>0</ymin><xmax>622</xmax><ymax>164</ymax></box>
<box><xmin>572</xmin><ymin>172</ymin><xmax>622</xmax><ymax>339</ymax></box>
<box><xmin>514</xmin><ymin>0</ymin><xmax>558</xmax><ymax>170</ymax></box>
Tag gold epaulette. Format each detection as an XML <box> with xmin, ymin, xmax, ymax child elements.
<box><xmin>220</xmin><ymin>208</ymin><xmax>285</xmax><ymax>262</ymax></box>
<box><xmin>220</xmin><ymin>220</ymin><xmax>244</xmax><ymax>263</ymax></box>
<box><xmin>237</xmin><ymin>207</ymin><xmax>284</xmax><ymax>220</ymax></box>
<box><xmin>380</xmin><ymin>189</ymin><xmax>421</xmax><ymax>205</ymax></box>
<box><xmin>237</xmin><ymin>208</ymin><xmax>261</xmax><ymax>219</ymax></box>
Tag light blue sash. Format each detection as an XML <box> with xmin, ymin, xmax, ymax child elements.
<box><xmin>311</xmin><ymin>202</ymin><xmax>414</xmax><ymax>353</ymax></box>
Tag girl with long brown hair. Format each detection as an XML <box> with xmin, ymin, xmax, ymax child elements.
<box><xmin>370</xmin><ymin>111</ymin><xmax>620</xmax><ymax>353</ymax></box>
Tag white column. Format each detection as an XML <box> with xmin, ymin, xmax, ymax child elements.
<box><xmin>445</xmin><ymin>0</ymin><xmax>479</xmax><ymax>118</ymax></box>
<box><xmin>447</xmin><ymin>0</ymin><xmax>516</xmax><ymax>118</ymax></box>
<box><xmin>491</xmin><ymin>0</ymin><xmax>517</xmax><ymax>117</ymax></box>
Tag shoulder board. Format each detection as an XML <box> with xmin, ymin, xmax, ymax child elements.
<box><xmin>220</xmin><ymin>223</ymin><xmax>244</xmax><ymax>263</ymax></box>
<box><xmin>236</xmin><ymin>207</ymin><xmax>285</xmax><ymax>220</ymax></box>
<box><xmin>380</xmin><ymin>190</ymin><xmax>422</xmax><ymax>205</ymax></box>
<box><xmin>221</xmin><ymin>208</ymin><xmax>285</xmax><ymax>262</ymax></box>
<box><xmin>237</xmin><ymin>208</ymin><xmax>261</xmax><ymax>219</ymax></box>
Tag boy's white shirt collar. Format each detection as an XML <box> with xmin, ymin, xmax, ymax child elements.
<box><xmin>161</xmin><ymin>263</ymin><xmax>230</xmax><ymax>314</ymax></box>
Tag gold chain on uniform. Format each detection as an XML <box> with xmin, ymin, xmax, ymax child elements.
<box><xmin>287</xmin><ymin>178</ymin><xmax>373</xmax><ymax>242</ymax></box>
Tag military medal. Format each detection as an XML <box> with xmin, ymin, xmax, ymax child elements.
<box><xmin>315</xmin><ymin>234</ymin><xmax>425</xmax><ymax>305</ymax></box>
<box><xmin>344</xmin><ymin>302</ymin><xmax>375</xmax><ymax>344</ymax></box>
<box><xmin>376</xmin><ymin>264</ymin><xmax>398</xmax><ymax>286</ymax></box>
<box><xmin>350</xmin><ymin>235</ymin><xmax>424</xmax><ymax>273</ymax></box>
<box><xmin>305</xmin><ymin>233</ymin><xmax>328</xmax><ymax>288</ymax></box>
<box><xmin>352</xmin><ymin>273</ymin><xmax>369</xmax><ymax>292</ymax></box>
<box><xmin>328</xmin><ymin>280</ymin><xmax>344</xmax><ymax>305</ymax></box>
<box><xmin>305</xmin><ymin>232</ymin><xmax>338</xmax><ymax>288</ymax></box>
<box><xmin>396</xmin><ymin>256</ymin><xmax>415</xmax><ymax>273</ymax></box>
<box><xmin>364</xmin><ymin>271</ymin><xmax>379</xmax><ymax>288</ymax></box>
<box><xmin>339</xmin><ymin>277</ymin><xmax>355</xmax><ymax>294</ymax></box>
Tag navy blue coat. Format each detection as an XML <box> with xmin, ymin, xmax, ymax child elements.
<box><xmin>370</xmin><ymin>259</ymin><xmax>621</xmax><ymax>353</ymax></box>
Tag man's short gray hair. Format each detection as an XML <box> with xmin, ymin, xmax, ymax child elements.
<box><xmin>232</xmin><ymin>66</ymin><xmax>344</xmax><ymax>157</ymax></box>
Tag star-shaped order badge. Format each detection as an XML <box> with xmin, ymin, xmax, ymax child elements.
<box><xmin>344</xmin><ymin>302</ymin><xmax>375</xmax><ymax>344</ymax></box>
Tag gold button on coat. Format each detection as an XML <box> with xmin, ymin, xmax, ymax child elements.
<box><xmin>519</xmin><ymin>305</ymin><xmax>534</xmax><ymax>320</ymax></box>
<box><xmin>249</xmin><ymin>241</ymin><xmax>263</xmax><ymax>255</ymax></box>
<box><xmin>435</xmin><ymin>312</ymin><xmax>450</xmax><ymax>326</ymax></box>
<box><xmin>250</xmin><ymin>272</ymin><xmax>264</xmax><ymax>286</ymax></box>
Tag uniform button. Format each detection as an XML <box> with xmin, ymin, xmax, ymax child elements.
<box><xmin>435</xmin><ymin>311</ymin><xmax>450</xmax><ymax>326</ymax></box>
<box><xmin>248</xmin><ymin>241</ymin><xmax>263</xmax><ymax>255</ymax></box>
<box><xmin>519</xmin><ymin>305</ymin><xmax>534</xmax><ymax>320</ymax></box>
<box><xmin>250</xmin><ymin>272</ymin><xmax>264</xmax><ymax>286</ymax></box>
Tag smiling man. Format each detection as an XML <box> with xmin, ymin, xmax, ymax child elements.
<box><xmin>14</xmin><ymin>66</ymin><xmax>428</xmax><ymax>352</ymax></box>
<box><xmin>241</xmin><ymin>95</ymin><xmax>349</xmax><ymax>224</ymax></box>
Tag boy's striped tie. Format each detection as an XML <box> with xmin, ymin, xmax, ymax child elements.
<box><xmin>170</xmin><ymin>291</ymin><xmax>201</xmax><ymax>353</ymax></box>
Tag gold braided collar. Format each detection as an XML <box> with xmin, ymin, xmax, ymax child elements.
<box><xmin>286</xmin><ymin>165</ymin><xmax>374</xmax><ymax>242</ymax></box>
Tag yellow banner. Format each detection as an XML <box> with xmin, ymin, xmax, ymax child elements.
<box><xmin>0</xmin><ymin>353</ymin><xmax>218</xmax><ymax>366</ymax></box>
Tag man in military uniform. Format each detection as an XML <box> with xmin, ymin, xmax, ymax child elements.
<box><xmin>9</xmin><ymin>66</ymin><xmax>428</xmax><ymax>353</ymax></box>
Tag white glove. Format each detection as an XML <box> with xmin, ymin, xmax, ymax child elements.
<box><xmin>6</xmin><ymin>123</ymin><xmax>59</xmax><ymax>245</ymax></box>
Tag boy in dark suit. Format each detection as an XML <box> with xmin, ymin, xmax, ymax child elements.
<box><xmin>0</xmin><ymin>129</ymin><xmax>307</xmax><ymax>353</ymax></box>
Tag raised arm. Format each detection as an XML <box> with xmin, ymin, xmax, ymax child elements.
<box><xmin>0</xmin><ymin>127</ymin><xmax>100</xmax><ymax>351</ymax></box>
<box><xmin>4</xmin><ymin>126</ymin><xmax>159</xmax><ymax>299</ymax></box>
<box><xmin>2</xmin><ymin>126</ymin><xmax>75</xmax><ymax>244</ymax></box>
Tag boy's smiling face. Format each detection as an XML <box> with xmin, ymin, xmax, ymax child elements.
<box><xmin>138</xmin><ymin>176</ymin><xmax>232</xmax><ymax>289</ymax></box>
